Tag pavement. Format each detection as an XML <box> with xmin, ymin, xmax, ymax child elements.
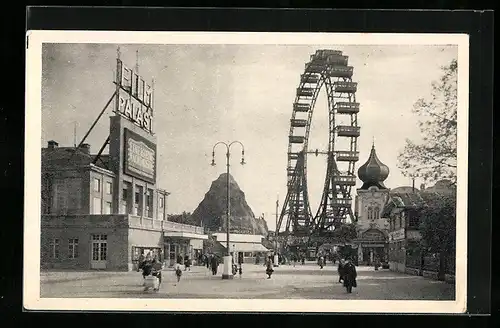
<box><xmin>40</xmin><ymin>262</ymin><xmax>455</xmax><ymax>300</ymax></box>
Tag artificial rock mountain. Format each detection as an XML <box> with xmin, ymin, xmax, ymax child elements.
<box><xmin>191</xmin><ymin>173</ymin><xmax>269</xmax><ymax>235</ymax></box>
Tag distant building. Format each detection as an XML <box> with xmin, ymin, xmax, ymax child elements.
<box><xmin>208</xmin><ymin>233</ymin><xmax>270</xmax><ymax>264</ymax></box>
<box><xmin>353</xmin><ymin>143</ymin><xmax>391</xmax><ymax>265</ymax></box>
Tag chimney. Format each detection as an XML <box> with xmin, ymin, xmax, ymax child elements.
<box><xmin>79</xmin><ymin>143</ymin><xmax>91</xmax><ymax>154</ymax></box>
<box><xmin>47</xmin><ymin>140</ymin><xmax>59</xmax><ymax>149</ymax></box>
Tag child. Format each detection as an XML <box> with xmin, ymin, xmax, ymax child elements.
<box><xmin>175</xmin><ymin>264</ymin><xmax>182</xmax><ymax>282</ymax></box>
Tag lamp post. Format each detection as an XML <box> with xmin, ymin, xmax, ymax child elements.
<box><xmin>274</xmin><ymin>194</ymin><xmax>279</xmax><ymax>267</ymax></box>
<box><xmin>211</xmin><ymin>141</ymin><xmax>245</xmax><ymax>279</ymax></box>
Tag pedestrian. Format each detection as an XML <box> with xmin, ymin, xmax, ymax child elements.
<box><xmin>151</xmin><ymin>257</ymin><xmax>162</xmax><ymax>291</ymax></box>
<box><xmin>238</xmin><ymin>264</ymin><xmax>243</xmax><ymax>278</ymax></box>
<box><xmin>141</xmin><ymin>257</ymin><xmax>153</xmax><ymax>287</ymax></box>
<box><xmin>265</xmin><ymin>256</ymin><xmax>274</xmax><ymax>279</ymax></box>
<box><xmin>184</xmin><ymin>255</ymin><xmax>192</xmax><ymax>271</ymax></box>
<box><xmin>175</xmin><ymin>263</ymin><xmax>183</xmax><ymax>282</ymax></box>
<box><xmin>337</xmin><ymin>259</ymin><xmax>345</xmax><ymax>283</ymax></box>
<box><xmin>205</xmin><ymin>254</ymin><xmax>210</xmax><ymax>269</ymax></box>
<box><xmin>343</xmin><ymin>257</ymin><xmax>357</xmax><ymax>293</ymax></box>
<box><xmin>301</xmin><ymin>256</ymin><xmax>305</xmax><ymax>265</ymax></box>
<box><xmin>137</xmin><ymin>251</ymin><xmax>145</xmax><ymax>272</ymax></box>
<box><xmin>318</xmin><ymin>256</ymin><xmax>324</xmax><ymax>269</ymax></box>
<box><xmin>210</xmin><ymin>254</ymin><xmax>219</xmax><ymax>275</ymax></box>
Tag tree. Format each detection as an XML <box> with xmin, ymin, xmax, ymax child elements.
<box><xmin>418</xmin><ymin>192</ymin><xmax>456</xmax><ymax>280</ymax></box>
<box><xmin>167</xmin><ymin>211</ymin><xmax>197</xmax><ymax>225</ymax></box>
<box><xmin>398</xmin><ymin>59</ymin><xmax>458</xmax><ymax>184</ymax></box>
<box><xmin>333</xmin><ymin>223</ymin><xmax>358</xmax><ymax>243</ymax></box>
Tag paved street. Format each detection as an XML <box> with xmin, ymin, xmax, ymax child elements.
<box><xmin>40</xmin><ymin>262</ymin><xmax>454</xmax><ymax>300</ymax></box>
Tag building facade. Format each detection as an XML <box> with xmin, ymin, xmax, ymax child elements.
<box><xmin>207</xmin><ymin>233</ymin><xmax>269</xmax><ymax>264</ymax></box>
<box><xmin>382</xmin><ymin>181</ymin><xmax>456</xmax><ymax>277</ymax></box>
<box><xmin>41</xmin><ymin>55</ymin><xmax>207</xmax><ymax>271</ymax></box>
<box><xmin>353</xmin><ymin>144</ymin><xmax>390</xmax><ymax>265</ymax></box>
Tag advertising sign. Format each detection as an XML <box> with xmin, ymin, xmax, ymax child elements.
<box><xmin>388</xmin><ymin>228</ymin><xmax>405</xmax><ymax>242</ymax></box>
<box><xmin>123</xmin><ymin>128</ymin><xmax>156</xmax><ymax>184</ymax></box>
<box><xmin>115</xmin><ymin>59</ymin><xmax>154</xmax><ymax>134</ymax></box>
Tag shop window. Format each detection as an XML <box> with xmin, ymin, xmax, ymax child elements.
<box><xmin>94</xmin><ymin>178</ymin><xmax>101</xmax><ymax>192</ymax></box>
<box><xmin>68</xmin><ymin>238</ymin><xmax>79</xmax><ymax>259</ymax></box>
<box><xmin>106</xmin><ymin>181</ymin><xmax>112</xmax><ymax>195</ymax></box>
<box><xmin>50</xmin><ymin>238</ymin><xmax>60</xmax><ymax>259</ymax></box>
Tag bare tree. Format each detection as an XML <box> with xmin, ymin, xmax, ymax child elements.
<box><xmin>398</xmin><ymin>59</ymin><xmax>458</xmax><ymax>184</ymax></box>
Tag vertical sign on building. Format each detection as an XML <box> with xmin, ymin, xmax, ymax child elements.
<box><xmin>114</xmin><ymin>57</ymin><xmax>154</xmax><ymax>135</ymax></box>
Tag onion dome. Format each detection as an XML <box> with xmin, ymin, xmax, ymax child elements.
<box><xmin>357</xmin><ymin>143</ymin><xmax>390</xmax><ymax>190</ymax></box>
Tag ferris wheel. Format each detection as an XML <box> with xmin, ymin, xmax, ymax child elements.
<box><xmin>277</xmin><ymin>49</ymin><xmax>361</xmax><ymax>239</ymax></box>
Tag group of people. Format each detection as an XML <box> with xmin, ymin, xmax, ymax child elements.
<box><xmin>202</xmin><ymin>253</ymin><xmax>221</xmax><ymax>275</ymax></box>
<box><xmin>137</xmin><ymin>252</ymin><xmax>163</xmax><ymax>291</ymax></box>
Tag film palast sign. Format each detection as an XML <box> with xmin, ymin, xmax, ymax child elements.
<box><xmin>115</xmin><ymin>58</ymin><xmax>154</xmax><ymax>134</ymax></box>
<box><xmin>124</xmin><ymin>128</ymin><xmax>156</xmax><ymax>184</ymax></box>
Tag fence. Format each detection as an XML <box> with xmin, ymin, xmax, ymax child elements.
<box><xmin>128</xmin><ymin>215</ymin><xmax>204</xmax><ymax>234</ymax></box>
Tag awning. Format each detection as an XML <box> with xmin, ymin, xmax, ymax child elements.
<box><xmin>221</xmin><ymin>242</ymin><xmax>269</xmax><ymax>252</ymax></box>
<box><xmin>164</xmin><ymin>232</ymin><xmax>208</xmax><ymax>240</ymax></box>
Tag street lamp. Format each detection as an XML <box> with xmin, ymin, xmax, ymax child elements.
<box><xmin>274</xmin><ymin>194</ymin><xmax>280</xmax><ymax>267</ymax></box>
<box><xmin>211</xmin><ymin>141</ymin><xmax>245</xmax><ymax>279</ymax></box>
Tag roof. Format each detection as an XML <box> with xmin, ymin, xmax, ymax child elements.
<box><xmin>222</xmin><ymin>242</ymin><xmax>270</xmax><ymax>252</ymax></box>
<box><xmin>382</xmin><ymin>190</ymin><xmax>456</xmax><ymax>217</ymax></box>
<box><xmin>42</xmin><ymin>146</ymin><xmax>112</xmax><ymax>171</ymax></box>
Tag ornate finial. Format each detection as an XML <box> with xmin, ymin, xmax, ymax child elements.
<box><xmin>372</xmin><ymin>136</ymin><xmax>375</xmax><ymax>148</ymax></box>
<box><xmin>117</xmin><ymin>46</ymin><xmax>121</xmax><ymax>59</ymax></box>
<box><xmin>135</xmin><ymin>49</ymin><xmax>139</xmax><ymax>73</ymax></box>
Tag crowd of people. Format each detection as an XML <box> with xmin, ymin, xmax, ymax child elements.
<box><xmin>136</xmin><ymin>250</ymin><xmax>360</xmax><ymax>294</ymax></box>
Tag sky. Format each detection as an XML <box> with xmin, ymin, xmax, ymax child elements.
<box><xmin>41</xmin><ymin>43</ymin><xmax>457</xmax><ymax>231</ymax></box>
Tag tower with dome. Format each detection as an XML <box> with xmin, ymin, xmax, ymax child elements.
<box><xmin>353</xmin><ymin>142</ymin><xmax>391</xmax><ymax>265</ymax></box>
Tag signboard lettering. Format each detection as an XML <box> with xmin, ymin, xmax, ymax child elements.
<box><xmin>388</xmin><ymin>228</ymin><xmax>405</xmax><ymax>241</ymax></box>
<box><xmin>124</xmin><ymin>128</ymin><xmax>156</xmax><ymax>184</ymax></box>
<box><xmin>115</xmin><ymin>59</ymin><xmax>154</xmax><ymax>134</ymax></box>
<box><xmin>117</xmin><ymin>92</ymin><xmax>152</xmax><ymax>132</ymax></box>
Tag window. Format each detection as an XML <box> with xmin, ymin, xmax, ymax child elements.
<box><xmin>135</xmin><ymin>191</ymin><xmax>140</xmax><ymax>204</ymax></box>
<box><xmin>159</xmin><ymin>197</ymin><xmax>164</xmax><ymax>208</ymax></box>
<box><xmin>104</xmin><ymin>201</ymin><xmax>112</xmax><ymax>214</ymax></box>
<box><xmin>367</xmin><ymin>207</ymin><xmax>373</xmax><ymax>220</ymax></box>
<box><xmin>92</xmin><ymin>234</ymin><xmax>107</xmax><ymax>261</ymax></box>
<box><xmin>49</xmin><ymin>238</ymin><xmax>60</xmax><ymax>259</ymax></box>
<box><xmin>374</xmin><ymin>206</ymin><xmax>380</xmax><ymax>220</ymax></box>
<box><xmin>93</xmin><ymin>197</ymin><xmax>102</xmax><ymax>214</ymax></box>
<box><xmin>94</xmin><ymin>178</ymin><xmax>101</xmax><ymax>192</ymax></box>
<box><xmin>105</xmin><ymin>181</ymin><xmax>112</xmax><ymax>194</ymax></box>
<box><xmin>122</xmin><ymin>188</ymin><xmax>128</xmax><ymax>201</ymax></box>
<box><xmin>408</xmin><ymin>213</ymin><xmax>420</xmax><ymax>229</ymax></box>
<box><xmin>147</xmin><ymin>189</ymin><xmax>154</xmax><ymax>218</ymax></box>
<box><xmin>68</xmin><ymin>238</ymin><xmax>79</xmax><ymax>259</ymax></box>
